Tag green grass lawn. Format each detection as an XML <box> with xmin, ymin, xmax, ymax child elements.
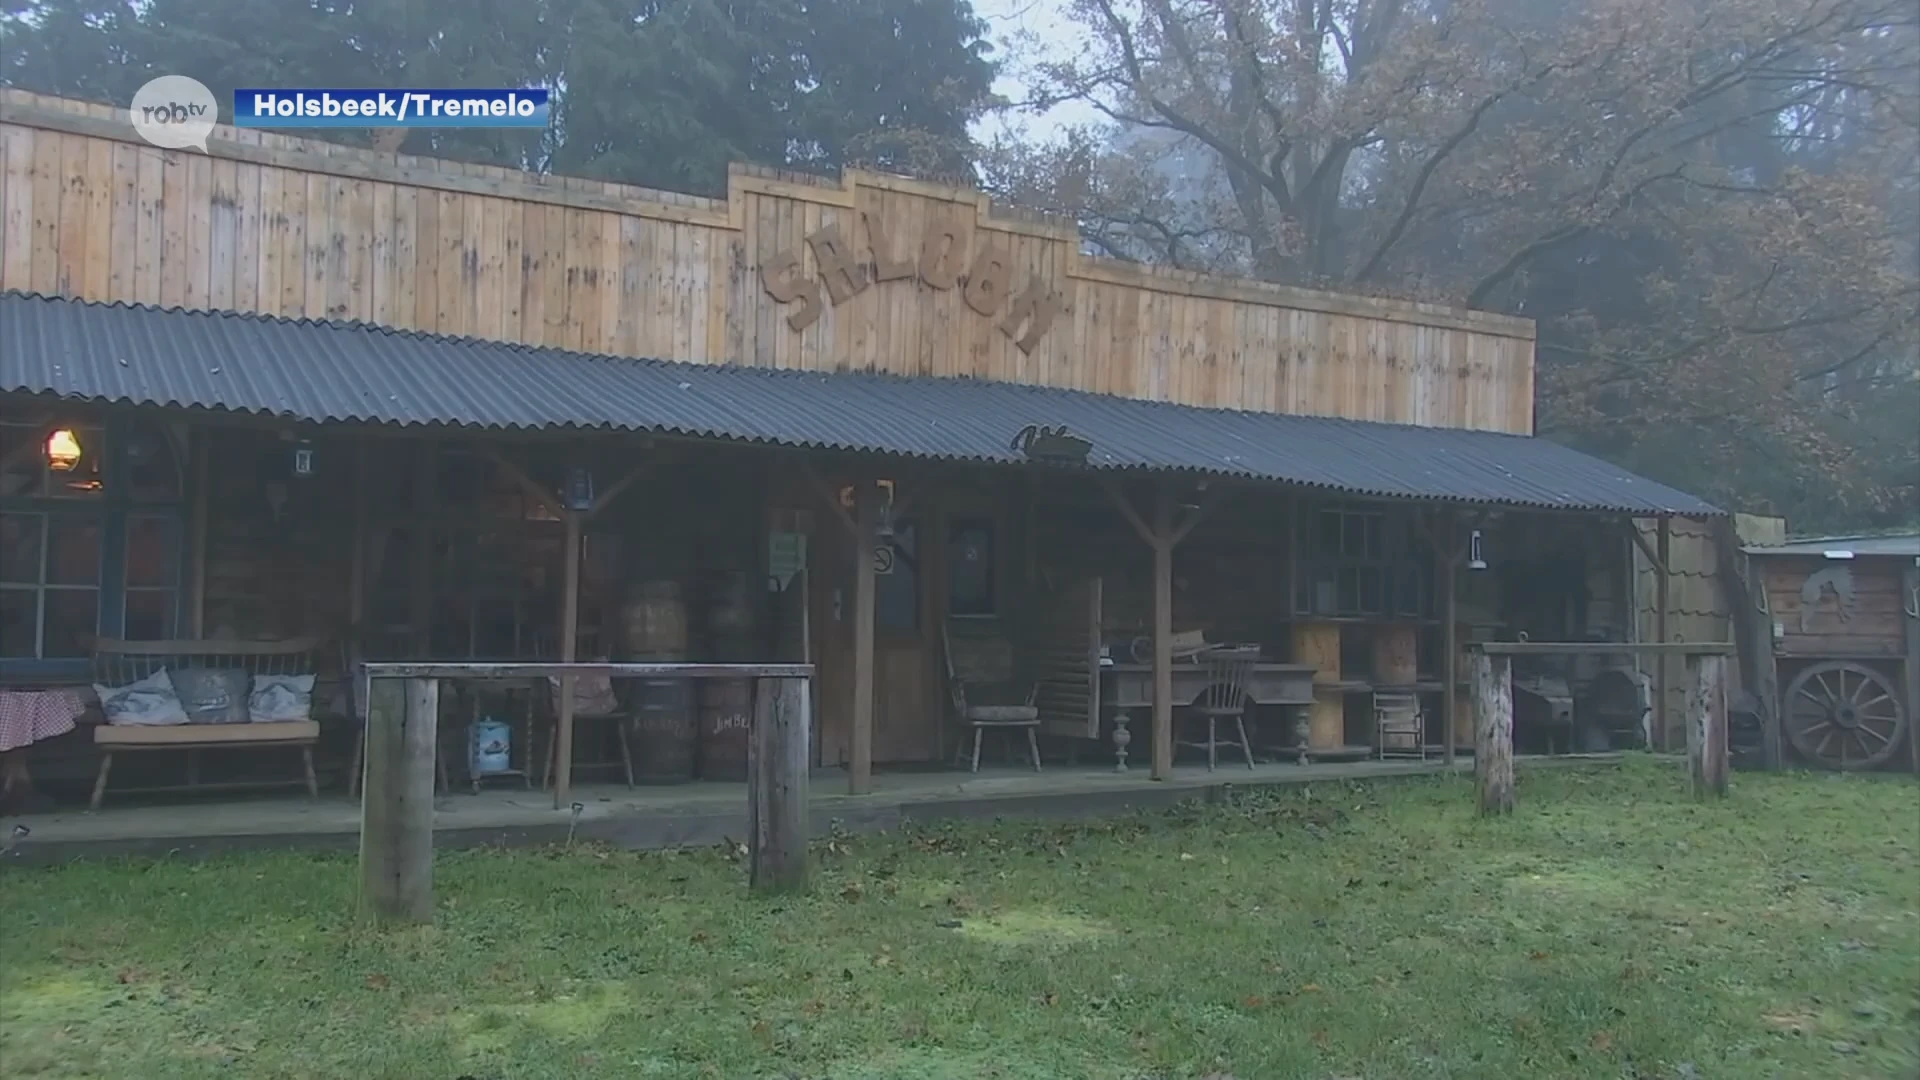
<box><xmin>2</xmin><ymin>761</ymin><xmax>1916</xmax><ymax>1079</ymax></box>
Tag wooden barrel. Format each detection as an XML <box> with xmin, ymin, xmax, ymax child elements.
<box><xmin>697</xmin><ymin>678</ymin><xmax>753</xmax><ymax>781</ymax></box>
<box><xmin>630</xmin><ymin>678</ymin><xmax>696</xmax><ymax>783</ymax></box>
<box><xmin>1308</xmin><ymin>689</ymin><xmax>1345</xmax><ymax>750</ymax></box>
<box><xmin>621</xmin><ymin>580</ymin><xmax>687</xmax><ymax>659</ymax></box>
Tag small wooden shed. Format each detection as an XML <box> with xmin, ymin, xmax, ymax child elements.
<box><xmin>1742</xmin><ymin>533</ymin><xmax>1920</xmax><ymax>771</ymax></box>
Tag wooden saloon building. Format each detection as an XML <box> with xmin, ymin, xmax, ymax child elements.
<box><xmin>0</xmin><ymin>89</ymin><xmax>1723</xmax><ymax>814</ymax></box>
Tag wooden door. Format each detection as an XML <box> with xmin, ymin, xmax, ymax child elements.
<box><xmin>872</xmin><ymin>510</ymin><xmax>938</xmax><ymax>763</ymax></box>
<box><xmin>804</xmin><ymin>484</ymin><xmax>940</xmax><ymax>767</ymax></box>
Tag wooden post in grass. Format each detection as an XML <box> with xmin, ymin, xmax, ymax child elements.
<box><xmin>1471</xmin><ymin>649</ymin><xmax>1514</xmax><ymax>815</ymax></box>
<box><xmin>359</xmin><ymin>677</ymin><xmax>439</xmax><ymax>924</ymax></box>
<box><xmin>1686</xmin><ymin>653</ymin><xmax>1730</xmax><ymax>798</ymax></box>
<box><xmin>749</xmin><ymin>675</ymin><xmax>811</xmax><ymax>891</ymax></box>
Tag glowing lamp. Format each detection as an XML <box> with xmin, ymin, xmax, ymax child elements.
<box><xmin>45</xmin><ymin>429</ymin><xmax>82</xmax><ymax>472</ymax></box>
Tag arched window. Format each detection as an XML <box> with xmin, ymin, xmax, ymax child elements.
<box><xmin>1</xmin><ymin>407</ymin><xmax>187</xmax><ymax>673</ymax></box>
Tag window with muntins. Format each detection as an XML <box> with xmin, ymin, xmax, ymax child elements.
<box><xmin>0</xmin><ymin>412</ymin><xmax>186</xmax><ymax>672</ymax></box>
<box><xmin>1291</xmin><ymin>503</ymin><xmax>1433</xmax><ymax>619</ymax></box>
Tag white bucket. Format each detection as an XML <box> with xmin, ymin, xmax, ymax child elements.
<box><xmin>469</xmin><ymin>718</ymin><xmax>512</xmax><ymax>776</ymax></box>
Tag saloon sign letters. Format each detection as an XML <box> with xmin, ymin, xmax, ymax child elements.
<box><xmin>759</xmin><ymin>210</ymin><xmax>1062</xmax><ymax>353</ymax></box>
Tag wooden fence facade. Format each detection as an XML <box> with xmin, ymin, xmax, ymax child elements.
<box><xmin>1</xmin><ymin>89</ymin><xmax>1536</xmax><ymax>434</ymax></box>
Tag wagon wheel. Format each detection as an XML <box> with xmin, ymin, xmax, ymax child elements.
<box><xmin>1783</xmin><ymin>661</ymin><xmax>1908</xmax><ymax>771</ymax></box>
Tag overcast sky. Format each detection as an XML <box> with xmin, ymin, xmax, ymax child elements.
<box><xmin>971</xmin><ymin>0</ymin><xmax>1102</xmax><ymax>145</ymax></box>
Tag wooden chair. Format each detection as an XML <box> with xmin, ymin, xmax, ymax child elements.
<box><xmin>90</xmin><ymin>637</ymin><xmax>326</xmax><ymax>809</ymax></box>
<box><xmin>1176</xmin><ymin>645</ymin><xmax>1259</xmax><ymax>770</ymax></box>
<box><xmin>942</xmin><ymin>617</ymin><xmax>1041</xmax><ymax>772</ymax></box>
<box><xmin>1374</xmin><ymin>691</ymin><xmax>1428</xmax><ymax>760</ymax></box>
<box><xmin>541</xmin><ymin>673</ymin><xmax>635</xmax><ymax>790</ymax></box>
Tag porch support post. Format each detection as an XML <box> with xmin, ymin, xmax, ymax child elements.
<box><xmin>553</xmin><ymin>508</ymin><xmax>581</xmax><ymax>808</ymax></box>
<box><xmin>1438</xmin><ymin>509</ymin><xmax>1459</xmax><ymax>767</ymax></box>
<box><xmin>1655</xmin><ymin>515</ymin><xmax>1672</xmax><ymax>749</ymax></box>
<box><xmin>1471</xmin><ymin>649</ymin><xmax>1514</xmax><ymax>815</ymax></box>
<box><xmin>189</xmin><ymin>434</ymin><xmax>210</xmax><ymax>637</ymax></box>
<box><xmin>793</xmin><ymin>458</ymin><xmax>879</xmax><ymax>794</ymax></box>
<box><xmin>850</xmin><ymin>480</ymin><xmax>879</xmax><ymax>795</ymax></box>
<box><xmin>359</xmin><ymin>675</ymin><xmax>438</xmax><ymax>925</ymax></box>
<box><xmin>1150</xmin><ymin>482</ymin><xmax>1175</xmax><ymax>779</ymax></box>
<box><xmin>1099</xmin><ymin>477</ymin><xmax>1218</xmax><ymax>782</ymax></box>
<box><xmin>749</xmin><ymin>674</ymin><xmax>811</xmax><ymax>891</ymax></box>
<box><xmin>481</xmin><ymin>445</ymin><xmax>662</xmax><ymax>807</ymax></box>
<box><xmin>1685</xmin><ymin>652</ymin><xmax>1729</xmax><ymax>798</ymax></box>
<box><xmin>349</xmin><ymin>439</ymin><xmax>368</xmax><ymax>636</ymax></box>
<box><xmin>408</xmin><ymin>440</ymin><xmax>436</xmax><ymax>659</ymax></box>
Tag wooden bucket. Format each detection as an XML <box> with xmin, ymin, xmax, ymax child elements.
<box><xmin>621</xmin><ymin>580</ymin><xmax>687</xmax><ymax>659</ymax></box>
<box><xmin>630</xmin><ymin>678</ymin><xmax>696</xmax><ymax>783</ymax></box>
<box><xmin>697</xmin><ymin>678</ymin><xmax>753</xmax><ymax>782</ymax></box>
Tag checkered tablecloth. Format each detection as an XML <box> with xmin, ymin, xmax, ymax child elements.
<box><xmin>0</xmin><ymin>689</ymin><xmax>87</xmax><ymax>753</ymax></box>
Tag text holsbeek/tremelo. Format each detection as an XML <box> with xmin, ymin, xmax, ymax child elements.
<box><xmin>244</xmin><ymin>92</ymin><xmax>540</xmax><ymax>122</ymax></box>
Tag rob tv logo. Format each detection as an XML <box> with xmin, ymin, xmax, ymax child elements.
<box><xmin>129</xmin><ymin>75</ymin><xmax>218</xmax><ymax>152</ymax></box>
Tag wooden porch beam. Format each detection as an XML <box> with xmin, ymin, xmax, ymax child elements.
<box><xmin>1655</xmin><ymin>515</ymin><xmax>1672</xmax><ymax>749</ymax></box>
<box><xmin>1150</xmin><ymin>482</ymin><xmax>1175</xmax><ymax>780</ymax></box>
<box><xmin>479</xmin><ymin>447</ymin><xmax>566</xmax><ymax>521</ymax></box>
<box><xmin>790</xmin><ymin>455</ymin><xmax>881</xmax><ymax>793</ymax></box>
<box><xmin>407</xmin><ymin>440</ymin><xmax>436</xmax><ymax>659</ymax></box>
<box><xmin>189</xmin><ymin>435</ymin><xmax>210</xmax><ymax>638</ymax></box>
<box><xmin>888</xmin><ymin>469</ymin><xmax>940</xmax><ymax>520</ymax></box>
<box><xmin>1437</xmin><ymin>507</ymin><xmax>1458</xmax><ymax>767</ymax></box>
<box><xmin>1098</xmin><ymin>475</ymin><xmax>1158</xmax><ymax>548</ymax></box>
<box><xmin>580</xmin><ymin>450</ymin><xmax>676</xmax><ymax>524</ymax></box>
<box><xmin>1626</xmin><ymin>517</ymin><xmax>1668</xmax><ymax>577</ymax></box>
<box><xmin>349</xmin><ymin>438</ymin><xmax>368</xmax><ymax>637</ymax></box>
<box><xmin>795</xmin><ymin>456</ymin><xmax>858</xmax><ymax>539</ymax></box>
<box><xmin>850</xmin><ymin>481</ymin><xmax>879</xmax><ymax>795</ymax></box>
<box><xmin>1167</xmin><ymin>487</ymin><xmax>1225</xmax><ymax>548</ymax></box>
<box><xmin>553</xmin><ymin>509</ymin><xmax>583</xmax><ymax>808</ymax></box>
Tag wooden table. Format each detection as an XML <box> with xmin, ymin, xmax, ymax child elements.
<box><xmin>1100</xmin><ymin>662</ymin><xmax>1315</xmax><ymax>770</ymax></box>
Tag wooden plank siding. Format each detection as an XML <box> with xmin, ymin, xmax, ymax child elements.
<box><xmin>1</xmin><ymin>88</ymin><xmax>1537</xmax><ymax>434</ymax></box>
<box><xmin>1759</xmin><ymin>554</ymin><xmax>1908</xmax><ymax>659</ymax></box>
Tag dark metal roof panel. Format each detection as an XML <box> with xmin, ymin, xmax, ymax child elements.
<box><xmin>0</xmin><ymin>291</ymin><xmax>1721</xmax><ymax>515</ymax></box>
<box><xmin>1745</xmin><ymin>534</ymin><xmax>1920</xmax><ymax>557</ymax></box>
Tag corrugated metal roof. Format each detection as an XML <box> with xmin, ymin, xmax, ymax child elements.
<box><xmin>1</xmin><ymin>291</ymin><xmax>1721</xmax><ymax>515</ymax></box>
<box><xmin>1746</xmin><ymin>533</ymin><xmax>1920</xmax><ymax>557</ymax></box>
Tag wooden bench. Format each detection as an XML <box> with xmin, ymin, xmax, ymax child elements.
<box><xmin>89</xmin><ymin>638</ymin><xmax>326</xmax><ymax>809</ymax></box>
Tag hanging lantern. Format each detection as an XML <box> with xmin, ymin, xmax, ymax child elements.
<box><xmin>45</xmin><ymin>429</ymin><xmax>82</xmax><ymax>472</ymax></box>
<box><xmin>565</xmin><ymin>464</ymin><xmax>594</xmax><ymax>512</ymax></box>
<box><xmin>291</xmin><ymin>438</ymin><xmax>315</xmax><ymax>478</ymax></box>
<box><xmin>1468</xmin><ymin>529</ymin><xmax>1488</xmax><ymax>571</ymax></box>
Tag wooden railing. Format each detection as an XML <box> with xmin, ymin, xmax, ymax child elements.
<box><xmin>355</xmin><ymin>661</ymin><xmax>812</xmax><ymax>924</ymax></box>
<box><xmin>1468</xmin><ymin>641</ymin><xmax>1736</xmax><ymax>815</ymax></box>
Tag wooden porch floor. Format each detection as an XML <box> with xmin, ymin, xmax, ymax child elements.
<box><xmin>2</xmin><ymin>755</ymin><xmax>1622</xmax><ymax>863</ymax></box>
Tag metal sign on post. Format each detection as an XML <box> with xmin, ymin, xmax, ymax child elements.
<box><xmin>874</xmin><ymin>543</ymin><xmax>895</xmax><ymax>575</ymax></box>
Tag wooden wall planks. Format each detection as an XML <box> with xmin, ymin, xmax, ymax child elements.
<box><xmin>2</xmin><ymin>88</ymin><xmax>1536</xmax><ymax>434</ymax></box>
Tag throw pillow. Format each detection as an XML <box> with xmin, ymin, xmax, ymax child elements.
<box><xmin>249</xmin><ymin>673</ymin><xmax>316</xmax><ymax>723</ymax></box>
<box><xmin>93</xmin><ymin>668</ymin><xmax>191</xmax><ymax>726</ymax></box>
<box><xmin>172</xmin><ymin>667</ymin><xmax>253</xmax><ymax>724</ymax></box>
